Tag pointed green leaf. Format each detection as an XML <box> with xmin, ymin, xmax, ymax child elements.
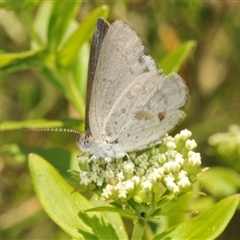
<box><xmin>0</xmin><ymin>48</ymin><xmax>45</xmax><ymax>69</ymax></box>
<box><xmin>72</xmin><ymin>42</ymin><xmax>89</xmax><ymax>96</ymax></box>
<box><xmin>2</xmin><ymin>0</ymin><xmax>41</xmax><ymax>11</ymax></box>
<box><xmin>2</xmin><ymin>144</ymin><xmax>78</xmax><ymax>179</ymax></box>
<box><xmin>86</xmin><ymin>206</ymin><xmax>137</xmax><ymax>220</ymax></box>
<box><xmin>92</xmin><ymin>200</ymin><xmax>129</xmax><ymax>240</ymax></box>
<box><xmin>32</xmin><ymin>1</ymin><xmax>54</xmax><ymax>48</ymax></box>
<box><xmin>200</xmin><ymin>167</ymin><xmax>240</xmax><ymax>197</ymax></box>
<box><xmin>28</xmin><ymin>154</ymin><xmax>119</xmax><ymax>239</ymax></box>
<box><xmin>0</xmin><ymin>118</ymin><xmax>83</xmax><ymax>131</ymax></box>
<box><xmin>159</xmin><ymin>40</ymin><xmax>196</xmax><ymax>74</ymax></box>
<box><xmin>47</xmin><ymin>0</ymin><xmax>80</xmax><ymax>51</ymax></box>
<box><xmin>58</xmin><ymin>5</ymin><xmax>109</xmax><ymax>67</ymax></box>
<box><xmin>153</xmin><ymin>194</ymin><xmax>240</xmax><ymax>240</ymax></box>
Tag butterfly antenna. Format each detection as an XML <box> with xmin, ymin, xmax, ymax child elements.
<box><xmin>21</xmin><ymin>127</ymin><xmax>81</xmax><ymax>135</ymax></box>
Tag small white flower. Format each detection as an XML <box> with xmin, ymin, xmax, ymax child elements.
<box><xmin>164</xmin><ymin>174</ymin><xmax>175</xmax><ymax>184</ymax></box>
<box><xmin>96</xmin><ymin>178</ymin><xmax>104</xmax><ymax>186</ymax></box>
<box><xmin>105</xmin><ymin>169</ymin><xmax>114</xmax><ymax>178</ymax></box>
<box><xmin>163</xmin><ymin>161</ymin><xmax>181</xmax><ymax>173</ymax></box>
<box><xmin>178</xmin><ymin>176</ymin><xmax>191</xmax><ymax>189</ymax></box>
<box><xmin>179</xmin><ymin>129</ymin><xmax>192</xmax><ymax>140</ymax></box>
<box><xmin>124</xmin><ymin>180</ymin><xmax>135</xmax><ymax>191</ymax></box>
<box><xmin>132</xmin><ymin>176</ymin><xmax>141</xmax><ymax>185</ymax></box>
<box><xmin>148</xmin><ymin>169</ymin><xmax>163</xmax><ymax>182</ymax></box>
<box><xmin>123</xmin><ymin>161</ymin><xmax>135</xmax><ymax>174</ymax></box>
<box><xmin>188</xmin><ymin>151</ymin><xmax>201</xmax><ymax>166</ymax></box>
<box><xmin>141</xmin><ymin>180</ymin><xmax>152</xmax><ymax>192</ymax></box>
<box><xmin>178</xmin><ymin>170</ymin><xmax>188</xmax><ymax>178</ymax></box>
<box><xmin>101</xmin><ymin>185</ymin><xmax>113</xmax><ymax>199</ymax></box>
<box><xmin>175</xmin><ymin>153</ymin><xmax>184</xmax><ymax>165</ymax></box>
<box><xmin>91</xmin><ymin>175</ymin><xmax>99</xmax><ymax>185</ymax></box>
<box><xmin>174</xmin><ymin>133</ymin><xmax>180</xmax><ymax>142</ymax></box>
<box><xmin>164</xmin><ymin>176</ymin><xmax>179</xmax><ymax>193</ymax></box>
<box><xmin>138</xmin><ymin>157</ymin><xmax>150</xmax><ymax>170</ymax></box>
<box><xmin>136</xmin><ymin>167</ymin><xmax>145</xmax><ymax>176</ymax></box>
<box><xmin>79</xmin><ymin>172</ymin><xmax>92</xmax><ymax>186</ymax></box>
<box><xmin>185</xmin><ymin>139</ymin><xmax>197</xmax><ymax>150</ymax></box>
<box><xmin>166</xmin><ymin>149</ymin><xmax>177</xmax><ymax>159</ymax></box>
<box><xmin>118</xmin><ymin>187</ymin><xmax>127</xmax><ymax>199</ymax></box>
<box><xmin>167</xmin><ymin>141</ymin><xmax>176</xmax><ymax>149</ymax></box>
<box><xmin>117</xmin><ymin>172</ymin><xmax>125</xmax><ymax>181</ymax></box>
<box><xmin>177</xmin><ymin>170</ymin><xmax>191</xmax><ymax>189</ymax></box>
<box><xmin>101</xmin><ymin>191</ymin><xmax>109</xmax><ymax>199</ymax></box>
<box><xmin>157</xmin><ymin>153</ymin><xmax>167</xmax><ymax>164</ymax></box>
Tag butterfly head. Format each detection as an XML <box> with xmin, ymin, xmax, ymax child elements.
<box><xmin>76</xmin><ymin>132</ymin><xmax>93</xmax><ymax>153</ymax></box>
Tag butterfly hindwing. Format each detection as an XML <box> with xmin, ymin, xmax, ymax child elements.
<box><xmin>104</xmin><ymin>72</ymin><xmax>188</xmax><ymax>151</ymax></box>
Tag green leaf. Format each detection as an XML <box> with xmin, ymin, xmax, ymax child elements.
<box><xmin>72</xmin><ymin>42</ymin><xmax>90</xmax><ymax>97</ymax></box>
<box><xmin>47</xmin><ymin>0</ymin><xmax>80</xmax><ymax>52</ymax></box>
<box><xmin>159</xmin><ymin>40</ymin><xmax>196</xmax><ymax>74</ymax></box>
<box><xmin>0</xmin><ymin>48</ymin><xmax>45</xmax><ymax>70</ymax></box>
<box><xmin>32</xmin><ymin>0</ymin><xmax>54</xmax><ymax>48</ymax></box>
<box><xmin>86</xmin><ymin>206</ymin><xmax>137</xmax><ymax>220</ymax></box>
<box><xmin>92</xmin><ymin>200</ymin><xmax>129</xmax><ymax>240</ymax></box>
<box><xmin>2</xmin><ymin>0</ymin><xmax>41</xmax><ymax>11</ymax></box>
<box><xmin>2</xmin><ymin>144</ymin><xmax>78</xmax><ymax>179</ymax></box>
<box><xmin>153</xmin><ymin>194</ymin><xmax>240</xmax><ymax>240</ymax></box>
<box><xmin>43</xmin><ymin>63</ymin><xmax>86</xmax><ymax>117</ymax></box>
<box><xmin>0</xmin><ymin>118</ymin><xmax>83</xmax><ymax>131</ymax></box>
<box><xmin>28</xmin><ymin>154</ymin><xmax>119</xmax><ymax>239</ymax></box>
<box><xmin>200</xmin><ymin>167</ymin><xmax>240</xmax><ymax>197</ymax></box>
<box><xmin>58</xmin><ymin>5</ymin><xmax>109</xmax><ymax>67</ymax></box>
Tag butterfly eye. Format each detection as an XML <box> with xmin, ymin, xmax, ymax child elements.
<box><xmin>81</xmin><ymin>134</ymin><xmax>93</xmax><ymax>150</ymax></box>
<box><xmin>83</xmin><ymin>137</ymin><xmax>93</xmax><ymax>149</ymax></box>
<box><xmin>76</xmin><ymin>134</ymin><xmax>93</xmax><ymax>152</ymax></box>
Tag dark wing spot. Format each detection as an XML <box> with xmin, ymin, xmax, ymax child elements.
<box><xmin>139</xmin><ymin>55</ymin><xmax>145</xmax><ymax>63</ymax></box>
<box><xmin>143</xmin><ymin>66</ymin><xmax>150</xmax><ymax>72</ymax></box>
<box><xmin>127</xmin><ymin>91</ymin><xmax>135</xmax><ymax>99</ymax></box>
<box><xmin>121</xmin><ymin>108</ymin><xmax>126</xmax><ymax>113</ymax></box>
<box><xmin>129</xmin><ymin>67</ymin><xmax>134</xmax><ymax>75</ymax></box>
<box><xmin>135</xmin><ymin>110</ymin><xmax>154</xmax><ymax>121</ymax></box>
<box><xmin>158</xmin><ymin>112</ymin><xmax>166</xmax><ymax>121</ymax></box>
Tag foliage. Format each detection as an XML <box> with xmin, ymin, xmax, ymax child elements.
<box><xmin>1</xmin><ymin>1</ymin><xmax>240</xmax><ymax>239</ymax></box>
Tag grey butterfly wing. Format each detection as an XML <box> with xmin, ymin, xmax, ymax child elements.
<box><xmin>85</xmin><ymin>18</ymin><xmax>109</xmax><ymax>132</ymax></box>
<box><xmin>119</xmin><ymin>110</ymin><xmax>185</xmax><ymax>152</ymax></box>
<box><xmin>104</xmin><ymin>72</ymin><xmax>188</xmax><ymax>151</ymax></box>
<box><xmin>89</xmin><ymin>20</ymin><xmax>157</xmax><ymax>140</ymax></box>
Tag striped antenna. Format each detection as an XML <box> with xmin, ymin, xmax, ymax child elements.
<box><xmin>21</xmin><ymin>127</ymin><xmax>81</xmax><ymax>135</ymax></box>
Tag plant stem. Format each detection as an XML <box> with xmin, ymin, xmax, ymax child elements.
<box><xmin>131</xmin><ymin>218</ymin><xmax>146</xmax><ymax>240</ymax></box>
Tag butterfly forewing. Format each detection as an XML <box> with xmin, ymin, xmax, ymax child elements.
<box><xmin>89</xmin><ymin>20</ymin><xmax>157</xmax><ymax>140</ymax></box>
<box><xmin>85</xmin><ymin>18</ymin><xmax>109</xmax><ymax>132</ymax></box>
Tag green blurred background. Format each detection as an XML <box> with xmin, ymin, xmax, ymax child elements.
<box><xmin>1</xmin><ymin>1</ymin><xmax>240</xmax><ymax>239</ymax></box>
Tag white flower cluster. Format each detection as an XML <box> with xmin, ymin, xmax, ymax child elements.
<box><xmin>208</xmin><ymin>125</ymin><xmax>240</xmax><ymax>157</ymax></box>
<box><xmin>208</xmin><ymin>125</ymin><xmax>240</xmax><ymax>169</ymax></box>
<box><xmin>77</xmin><ymin>129</ymin><xmax>202</xmax><ymax>204</ymax></box>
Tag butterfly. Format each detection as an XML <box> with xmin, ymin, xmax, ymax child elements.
<box><xmin>76</xmin><ymin>18</ymin><xmax>188</xmax><ymax>161</ymax></box>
